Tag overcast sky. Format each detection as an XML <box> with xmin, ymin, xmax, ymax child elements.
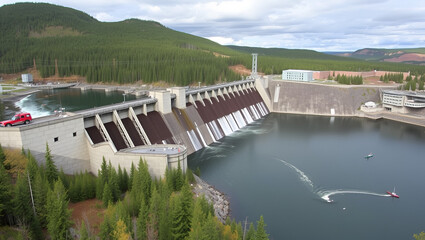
<box><xmin>2</xmin><ymin>0</ymin><xmax>425</xmax><ymax>51</ymax></box>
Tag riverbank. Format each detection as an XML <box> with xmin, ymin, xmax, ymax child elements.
<box><xmin>192</xmin><ymin>175</ymin><xmax>230</xmax><ymax>223</ymax></box>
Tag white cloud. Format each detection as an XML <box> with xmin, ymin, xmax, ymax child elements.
<box><xmin>94</xmin><ymin>12</ymin><xmax>117</xmax><ymax>22</ymax></box>
<box><xmin>207</xmin><ymin>36</ymin><xmax>238</xmax><ymax>45</ymax></box>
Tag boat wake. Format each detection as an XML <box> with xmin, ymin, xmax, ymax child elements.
<box><xmin>317</xmin><ymin>190</ymin><xmax>390</xmax><ymax>203</ymax></box>
<box><xmin>276</xmin><ymin>158</ymin><xmax>390</xmax><ymax>203</ymax></box>
<box><xmin>278</xmin><ymin>159</ymin><xmax>314</xmax><ymax>189</ymax></box>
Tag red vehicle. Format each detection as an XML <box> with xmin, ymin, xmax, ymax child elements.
<box><xmin>0</xmin><ymin>112</ymin><xmax>32</xmax><ymax>127</ymax></box>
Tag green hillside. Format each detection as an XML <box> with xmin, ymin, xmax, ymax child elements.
<box><xmin>0</xmin><ymin>3</ymin><xmax>242</xmax><ymax>85</ymax></box>
<box><xmin>1</xmin><ymin>3</ymin><xmax>425</xmax><ymax>85</ymax></box>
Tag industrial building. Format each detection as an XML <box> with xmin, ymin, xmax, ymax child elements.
<box><xmin>382</xmin><ymin>90</ymin><xmax>425</xmax><ymax>113</ymax></box>
<box><xmin>21</xmin><ymin>73</ymin><xmax>33</xmax><ymax>83</ymax></box>
<box><xmin>282</xmin><ymin>69</ymin><xmax>314</xmax><ymax>82</ymax></box>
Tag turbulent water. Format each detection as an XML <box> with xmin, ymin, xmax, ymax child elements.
<box><xmin>189</xmin><ymin>113</ymin><xmax>425</xmax><ymax>240</ymax></box>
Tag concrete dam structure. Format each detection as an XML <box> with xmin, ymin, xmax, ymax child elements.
<box><xmin>0</xmin><ymin>79</ymin><xmax>269</xmax><ymax>178</ymax></box>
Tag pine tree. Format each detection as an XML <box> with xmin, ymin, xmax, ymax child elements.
<box><xmin>79</xmin><ymin>221</ymin><xmax>89</xmax><ymax>240</ymax></box>
<box><xmin>188</xmin><ymin>196</ymin><xmax>208</xmax><ymax>240</ymax></box>
<box><xmin>147</xmin><ymin>186</ymin><xmax>161</xmax><ymax>240</ymax></box>
<box><xmin>13</xmin><ymin>170</ymin><xmax>43</xmax><ymax>240</ymax></box>
<box><xmin>33</xmin><ymin>170</ymin><xmax>49</xmax><ymax>227</ymax></box>
<box><xmin>46</xmin><ymin>179</ymin><xmax>72</xmax><ymax>240</ymax></box>
<box><xmin>201</xmin><ymin>213</ymin><xmax>220</xmax><ymax>240</ymax></box>
<box><xmin>254</xmin><ymin>216</ymin><xmax>269</xmax><ymax>240</ymax></box>
<box><xmin>0</xmin><ymin>164</ymin><xmax>12</xmax><ymax>222</ymax></box>
<box><xmin>99</xmin><ymin>204</ymin><xmax>115</xmax><ymax>240</ymax></box>
<box><xmin>13</xmin><ymin>173</ymin><xmax>33</xmax><ymax>225</ymax></box>
<box><xmin>122</xmin><ymin>168</ymin><xmax>129</xmax><ymax>193</ymax></box>
<box><xmin>102</xmin><ymin>183</ymin><xmax>113</xmax><ymax>207</ymax></box>
<box><xmin>175</xmin><ymin>160</ymin><xmax>184</xmax><ymax>191</ymax></box>
<box><xmin>45</xmin><ymin>143</ymin><xmax>58</xmax><ymax>186</ymax></box>
<box><xmin>171</xmin><ymin>182</ymin><xmax>193</xmax><ymax>240</ymax></box>
<box><xmin>118</xmin><ymin>165</ymin><xmax>124</xmax><ymax>192</ymax></box>
<box><xmin>109</xmin><ymin>165</ymin><xmax>121</xmax><ymax>202</ymax></box>
<box><xmin>0</xmin><ymin>144</ymin><xmax>5</xmax><ymax>166</ymax></box>
<box><xmin>245</xmin><ymin>223</ymin><xmax>256</xmax><ymax>240</ymax></box>
<box><xmin>138</xmin><ymin>159</ymin><xmax>152</xmax><ymax>205</ymax></box>
<box><xmin>113</xmin><ymin>219</ymin><xmax>130</xmax><ymax>240</ymax></box>
<box><xmin>128</xmin><ymin>162</ymin><xmax>135</xmax><ymax>191</ymax></box>
<box><xmin>136</xmin><ymin>197</ymin><xmax>148</xmax><ymax>240</ymax></box>
<box><xmin>26</xmin><ymin>151</ymin><xmax>39</xmax><ymax>181</ymax></box>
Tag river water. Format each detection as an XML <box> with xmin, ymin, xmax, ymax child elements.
<box><xmin>188</xmin><ymin>113</ymin><xmax>425</xmax><ymax>240</ymax></box>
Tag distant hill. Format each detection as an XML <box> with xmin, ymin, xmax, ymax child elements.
<box><xmin>332</xmin><ymin>48</ymin><xmax>425</xmax><ymax>65</ymax></box>
<box><xmin>1</xmin><ymin>3</ymin><xmax>425</xmax><ymax>85</ymax></box>
<box><xmin>227</xmin><ymin>46</ymin><xmax>352</xmax><ymax>61</ymax></box>
<box><xmin>227</xmin><ymin>46</ymin><xmax>425</xmax><ymax>76</ymax></box>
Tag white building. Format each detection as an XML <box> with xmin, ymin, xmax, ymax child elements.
<box><xmin>382</xmin><ymin>90</ymin><xmax>425</xmax><ymax>113</ymax></box>
<box><xmin>22</xmin><ymin>73</ymin><xmax>33</xmax><ymax>83</ymax></box>
<box><xmin>282</xmin><ymin>69</ymin><xmax>314</xmax><ymax>82</ymax></box>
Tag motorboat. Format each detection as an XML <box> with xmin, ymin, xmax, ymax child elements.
<box><xmin>386</xmin><ymin>188</ymin><xmax>399</xmax><ymax>198</ymax></box>
<box><xmin>364</xmin><ymin>153</ymin><xmax>374</xmax><ymax>159</ymax></box>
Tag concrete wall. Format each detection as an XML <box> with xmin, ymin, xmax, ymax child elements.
<box><xmin>0</xmin><ymin>127</ymin><xmax>23</xmax><ymax>148</ymax></box>
<box><xmin>0</xmin><ymin>114</ymin><xmax>91</xmax><ymax>174</ymax></box>
<box><xmin>269</xmin><ymin>81</ymin><xmax>383</xmax><ymax>116</ymax></box>
<box><xmin>313</xmin><ymin>70</ymin><xmax>410</xmax><ymax>80</ymax></box>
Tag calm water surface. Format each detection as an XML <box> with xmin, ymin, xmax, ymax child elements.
<box><xmin>0</xmin><ymin>88</ymin><xmax>138</xmax><ymax>120</ymax></box>
<box><xmin>189</xmin><ymin>113</ymin><xmax>425</xmax><ymax>240</ymax></box>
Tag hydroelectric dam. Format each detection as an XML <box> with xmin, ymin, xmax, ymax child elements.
<box><xmin>0</xmin><ymin>79</ymin><xmax>270</xmax><ymax>178</ymax></box>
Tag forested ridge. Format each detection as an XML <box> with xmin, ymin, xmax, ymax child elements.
<box><xmin>0</xmin><ymin>3</ymin><xmax>244</xmax><ymax>85</ymax></box>
<box><xmin>2</xmin><ymin>3</ymin><xmax>425</xmax><ymax>86</ymax></box>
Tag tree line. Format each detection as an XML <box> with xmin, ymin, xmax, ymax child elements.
<box><xmin>402</xmin><ymin>75</ymin><xmax>425</xmax><ymax>91</ymax></box>
<box><xmin>0</xmin><ymin>143</ymin><xmax>270</xmax><ymax>239</ymax></box>
<box><xmin>333</xmin><ymin>74</ymin><xmax>363</xmax><ymax>85</ymax></box>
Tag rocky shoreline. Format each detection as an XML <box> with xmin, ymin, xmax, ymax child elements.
<box><xmin>192</xmin><ymin>175</ymin><xmax>230</xmax><ymax>223</ymax></box>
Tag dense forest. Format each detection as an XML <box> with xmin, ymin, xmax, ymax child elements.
<box><xmin>0</xmin><ymin>143</ymin><xmax>269</xmax><ymax>239</ymax></box>
<box><xmin>1</xmin><ymin>3</ymin><xmax>425</xmax><ymax>86</ymax></box>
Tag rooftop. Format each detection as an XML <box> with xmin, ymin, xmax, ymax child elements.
<box><xmin>382</xmin><ymin>90</ymin><xmax>425</xmax><ymax>99</ymax></box>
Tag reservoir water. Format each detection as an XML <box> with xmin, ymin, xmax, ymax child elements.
<box><xmin>189</xmin><ymin>113</ymin><xmax>425</xmax><ymax>240</ymax></box>
<box><xmin>0</xmin><ymin>88</ymin><xmax>138</xmax><ymax>120</ymax></box>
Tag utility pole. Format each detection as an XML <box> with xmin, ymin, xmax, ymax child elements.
<box><xmin>27</xmin><ymin>172</ymin><xmax>36</xmax><ymax>216</ymax></box>
<box><xmin>243</xmin><ymin>216</ymin><xmax>248</xmax><ymax>240</ymax></box>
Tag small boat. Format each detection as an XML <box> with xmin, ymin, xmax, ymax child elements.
<box><xmin>365</xmin><ymin>153</ymin><xmax>374</xmax><ymax>159</ymax></box>
<box><xmin>386</xmin><ymin>188</ymin><xmax>399</xmax><ymax>198</ymax></box>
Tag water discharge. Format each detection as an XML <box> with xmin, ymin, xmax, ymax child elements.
<box><xmin>277</xmin><ymin>158</ymin><xmax>389</xmax><ymax>203</ymax></box>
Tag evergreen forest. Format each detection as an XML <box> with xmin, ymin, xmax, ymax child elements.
<box><xmin>2</xmin><ymin>3</ymin><xmax>425</xmax><ymax>86</ymax></box>
<box><xmin>0</xmin><ymin>144</ymin><xmax>270</xmax><ymax>239</ymax></box>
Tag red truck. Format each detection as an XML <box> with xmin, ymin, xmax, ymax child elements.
<box><xmin>0</xmin><ymin>112</ymin><xmax>32</xmax><ymax>127</ymax></box>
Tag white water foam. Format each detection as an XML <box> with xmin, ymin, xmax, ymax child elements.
<box><xmin>278</xmin><ymin>159</ymin><xmax>314</xmax><ymax>189</ymax></box>
<box><xmin>15</xmin><ymin>95</ymin><xmax>52</xmax><ymax>118</ymax></box>
<box><xmin>277</xmin><ymin>158</ymin><xmax>390</xmax><ymax>203</ymax></box>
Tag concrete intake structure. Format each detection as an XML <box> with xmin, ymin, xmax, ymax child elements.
<box><xmin>0</xmin><ymin>79</ymin><xmax>269</xmax><ymax>178</ymax></box>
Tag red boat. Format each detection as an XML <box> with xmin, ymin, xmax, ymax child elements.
<box><xmin>386</xmin><ymin>188</ymin><xmax>399</xmax><ymax>198</ymax></box>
